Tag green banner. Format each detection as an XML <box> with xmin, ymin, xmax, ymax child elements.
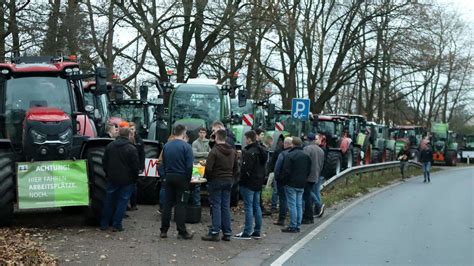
<box><xmin>17</xmin><ymin>160</ymin><xmax>89</xmax><ymax>209</ymax></box>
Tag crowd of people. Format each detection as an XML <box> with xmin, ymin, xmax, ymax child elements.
<box><xmin>98</xmin><ymin>119</ymin><xmax>331</xmax><ymax>240</ymax></box>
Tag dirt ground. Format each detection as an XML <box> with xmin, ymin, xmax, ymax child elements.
<box><xmin>11</xmin><ymin>202</ymin><xmax>338</xmax><ymax>265</ymax></box>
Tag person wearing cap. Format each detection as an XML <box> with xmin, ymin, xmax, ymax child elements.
<box><xmin>303</xmin><ymin>133</ymin><xmax>325</xmax><ymax>223</ymax></box>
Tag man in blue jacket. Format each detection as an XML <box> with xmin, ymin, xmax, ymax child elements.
<box><xmin>160</xmin><ymin>124</ymin><xmax>194</xmax><ymax>240</ymax></box>
<box><xmin>281</xmin><ymin>137</ymin><xmax>312</xmax><ymax>233</ymax></box>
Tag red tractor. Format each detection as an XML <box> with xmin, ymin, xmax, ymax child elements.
<box><xmin>314</xmin><ymin>115</ymin><xmax>353</xmax><ymax>178</ymax></box>
<box><xmin>0</xmin><ymin>56</ymin><xmax>160</xmax><ymax>226</ymax></box>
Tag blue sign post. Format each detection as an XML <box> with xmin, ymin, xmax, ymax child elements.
<box><xmin>291</xmin><ymin>98</ymin><xmax>310</xmax><ymax>121</ymax></box>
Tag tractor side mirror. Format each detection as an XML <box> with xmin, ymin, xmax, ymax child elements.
<box><xmin>140</xmin><ymin>85</ymin><xmax>149</xmax><ymax>102</ymax></box>
<box><xmin>113</xmin><ymin>84</ymin><xmax>124</xmax><ymax>102</ymax></box>
<box><xmin>267</xmin><ymin>103</ymin><xmax>275</xmax><ymax>119</ymax></box>
<box><xmin>94</xmin><ymin>67</ymin><xmax>107</xmax><ymax>94</ymax></box>
<box><xmin>238</xmin><ymin>90</ymin><xmax>247</xmax><ymax>107</ymax></box>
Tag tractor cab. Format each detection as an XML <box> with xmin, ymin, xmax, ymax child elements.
<box><xmin>0</xmin><ymin>56</ymin><xmax>107</xmax><ymax>161</ymax></box>
<box><xmin>160</xmin><ymin>78</ymin><xmax>246</xmax><ymax>144</ymax></box>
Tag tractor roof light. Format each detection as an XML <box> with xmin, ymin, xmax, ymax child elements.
<box><xmin>69</xmin><ymin>55</ymin><xmax>77</xmax><ymax>61</ymax></box>
<box><xmin>166</xmin><ymin>69</ymin><xmax>174</xmax><ymax>76</ymax></box>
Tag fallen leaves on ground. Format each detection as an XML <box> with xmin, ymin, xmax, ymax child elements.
<box><xmin>0</xmin><ymin>228</ymin><xmax>57</xmax><ymax>265</ymax></box>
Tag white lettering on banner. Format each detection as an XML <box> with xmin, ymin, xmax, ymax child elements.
<box><xmin>141</xmin><ymin>159</ymin><xmax>160</xmax><ymax>177</ymax></box>
<box><xmin>35</xmin><ymin>165</ymin><xmax>70</xmax><ymax>172</ymax></box>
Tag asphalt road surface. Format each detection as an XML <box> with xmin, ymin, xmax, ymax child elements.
<box><xmin>279</xmin><ymin>167</ymin><xmax>474</xmax><ymax>265</ymax></box>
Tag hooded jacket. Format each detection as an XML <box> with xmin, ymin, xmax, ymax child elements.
<box><xmin>240</xmin><ymin>142</ymin><xmax>268</xmax><ymax>191</ymax></box>
<box><xmin>205</xmin><ymin>143</ymin><xmax>239</xmax><ymax>183</ymax></box>
<box><xmin>282</xmin><ymin>146</ymin><xmax>312</xmax><ymax>188</ymax></box>
<box><xmin>103</xmin><ymin>136</ymin><xmax>140</xmax><ymax>186</ymax></box>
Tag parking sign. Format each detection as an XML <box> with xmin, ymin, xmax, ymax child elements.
<box><xmin>291</xmin><ymin>98</ymin><xmax>310</xmax><ymax>121</ymax></box>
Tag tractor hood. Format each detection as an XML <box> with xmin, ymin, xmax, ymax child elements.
<box><xmin>25</xmin><ymin>107</ymin><xmax>69</xmax><ymax>122</ymax></box>
<box><xmin>433</xmin><ymin>141</ymin><xmax>445</xmax><ymax>152</ymax></box>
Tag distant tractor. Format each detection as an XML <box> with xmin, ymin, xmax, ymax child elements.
<box><xmin>460</xmin><ymin>135</ymin><xmax>474</xmax><ymax>162</ymax></box>
<box><xmin>329</xmin><ymin>114</ymin><xmax>371</xmax><ymax>165</ymax></box>
<box><xmin>0</xmin><ymin>56</ymin><xmax>162</xmax><ymax>226</ymax></box>
<box><xmin>389</xmin><ymin>125</ymin><xmax>426</xmax><ymax>162</ymax></box>
<box><xmin>431</xmin><ymin>123</ymin><xmax>458</xmax><ymax>166</ymax></box>
<box><xmin>230</xmin><ymin>98</ymin><xmax>270</xmax><ymax>149</ymax></box>
<box><xmin>314</xmin><ymin>115</ymin><xmax>353</xmax><ymax>178</ymax></box>
<box><xmin>367</xmin><ymin>122</ymin><xmax>396</xmax><ymax>163</ymax></box>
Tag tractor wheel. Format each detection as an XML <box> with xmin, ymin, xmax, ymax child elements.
<box><xmin>353</xmin><ymin>147</ymin><xmax>362</xmax><ymax>166</ymax></box>
<box><xmin>342</xmin><ymin>145</ymin><xmax>354</xmax><ymax>170</ymax></box>
<box><xmin>381</xmin><ymin>149</ymin><xmax>387</xmax><ymax>163</ymax></box>
<box><xmin>0</xmin><ymin>153</ymin><xmax>15</xmax><ymax>227</ymax></box>
<box><xmin>445</xmin><ymin>150</ymin><xmax>457</xmax><ymax>166</ymax></box>
<box><xmin>84</xmin><ymin>146</ymin><xmax>107</xmax><ymax>225</ymax></box>
<box><xmin>364</xmin><ymin>146</ymin><xmax>371</xmax><ymax>165</ymax></box>
<box><xmin>371</xmin><ymin>149</ymin><xmax>380</xmax><ymax>163</ymax></box>
<box><xmin>137</xmin><ymin>144</ymin><xmax>160</xmax><ymax>204</ymax></box>
<box><xmin>325</xmin><ymin>151</ymin><xmax>342</xmax><ymax>179</ymax></box>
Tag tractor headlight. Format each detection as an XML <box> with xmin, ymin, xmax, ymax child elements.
<box><xmin>58</xmin><ymin>128</ymin><xmax>72</xmax><ymax>143</ymax></box>
<box><xmin>31</xmin><ymin>129</ymin><xmax>47</xmax><ymax>144</ymax></box>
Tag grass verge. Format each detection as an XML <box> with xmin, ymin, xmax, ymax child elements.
<box><xmin>262</xmin><ymin>165</ymin><xmax>441</xmax><ymax>208</ymax></box>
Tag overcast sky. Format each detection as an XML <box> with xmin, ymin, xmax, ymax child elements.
<box><xmin>439</xmin><ymin>0</ymin><xmax>474</xmax><ymax>22</ymax></box>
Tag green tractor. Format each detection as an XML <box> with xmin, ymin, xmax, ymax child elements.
<box><xmin>367</xmin><ymin>122</ymin><xmax>396</xmax><ymax>163</ymax></box>
<box><xmin>431</xmin><ymin>123</ymin><xmax>458</xmax><ymax>166</ymax></box>
<box><xmin>389</xmin><ymin>125</ymin><xmax>426</xmax><ymax>162</ymax></box>
<box><xmin>460</xmin><ymin>135</ymin><xmax>474</xmax><ymax>162</ymax></box>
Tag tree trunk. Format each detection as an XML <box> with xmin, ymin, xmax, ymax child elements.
<box><xmin>42</xmin><ymin>0</ymin><xmax>61</xmax><ymax>55</ymax></box>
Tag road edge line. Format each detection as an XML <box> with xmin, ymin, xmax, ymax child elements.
<box><xmin>270</xmin><ymin>180</ymin><xmax>403</xmax><ymax>266</ymax></box>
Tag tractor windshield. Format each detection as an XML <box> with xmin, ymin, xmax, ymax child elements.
<box><xmin>466</xmin><ymin>136</ymin><xmax>474</xmax><ymax>143</ymax></box>
<box><xmin>2</xmin><ymin>76</ymin><xmax>72</xmax><ymax>146</ymax></box>
<box><xmin>317</xmin><ymin>121</ymin><xmax>336</xmax><ymax>136</ymax></box>
<box><xmin>231</xmin><ymin>99</ymin><xmax>253</xmax><ymax>116</ymax></box>
<box><xmin>391</xmin><ymin>129</ymin><xmax>415</xmax><ymax>139</ymax></box>
<box><xmin>171</xmin><ymin>85</ymin><xmax>221</xmax><ymax>126</ymax></box>
<box><xmin>110</xmin><ymin>103</ymin><xmax>146</xmax><ymax>127</ymax></box>
<box><xmin>271</xmin><ymin>114</ymin><xmax>299</xmax><ymax>136</ymax></box>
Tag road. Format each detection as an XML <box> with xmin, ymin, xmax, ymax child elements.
<box><xmin>277</xmin><ymin>167</ymin><xmax>474</xmax><ymax>265</ymax></box>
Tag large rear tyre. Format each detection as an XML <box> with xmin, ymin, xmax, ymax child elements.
<box><xmin>137</xmin><ymin>144</ymin><xmax>160</xmax><ymax>204</ymax></box>
<box><xmin>445</xmin><ymin>150</ymin><xmax>457</xmax><ymax>166</ymax></box>
<box><xmin>230</xmin><ymin>183</ymin><xmax>239</xmax><ymax>207</ymax></box>
<box><xmin>371</xmin><ymin>149</ymin><xmax>380</xmax><ymax>163</ymax></box>
<box><xmin>324</xmin><ymin>151</ymin><xmax>342</xmax><ymax>179</ymax></box>
<box><xmin>84</xmin><ymin>146</ymin><xmax>107</xmax><ymax>225</ymax></box>
<box><xmin>0</xmin><ymin>153</ymin><xmax>14</xmax><ymax>227</ymax></box>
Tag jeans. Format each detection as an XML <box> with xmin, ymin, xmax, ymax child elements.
<box><xmin>276</xmin><ymin>181</ymin><xmax>287</xmax><ymax>222</ymax></box>
<box><xmin>208</xmin><ymin>180</ymin><xmax>232</xmax><ymax>236</ymax></box>
<box><xmin>285</xmin><ymin>186</ymin><xmax>304</xmax><ymax>229</ymax></box>
<box><xmin>100</xmin><ymin>183</ymin><xmax>135</xmax><ymax>230</ymax></box>
<box><xmin>400</xmin><ymin>161</ymin><xmax>408</xmax><ymax>178</ymax></box>
<box><xmin>423</xmin><ymin>162</ymin><xmax>431</xmax><ymax>181</ymax></box>
<box><xmin>303</xmin><ymin>182</ymin><xmax>315</xmax><ymax>221</ymax></box>
<box><xmin>311</xmin><ymin>176</ymin><xmax>324</xmax><ymax>211</ymax></box>
<box><xmin>159</xmin><ymin>181</ymin><xmax>166</xmax><ymax>210</ymax></box>
<box><xmin>193</xmin><ymin>185</ymin><xmax>201</xmax><ymax>206</ymax></box>
<box><xmin>271</xmin><ymin>177</ymin><xmax>278</xmax><ymax>209</ymax></box>
<box><xmin>240</xmin><ymin>186</ymin><xmax>262</xmax><ymax>235</ymax></box>
<box><xmin>160</xmin><ymin>175</ymin><xmax>190</xmax><ymax>235</ymax></box>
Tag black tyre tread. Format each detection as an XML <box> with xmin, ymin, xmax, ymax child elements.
<box><xmin>445</xmin><ymin>150</ymin><xmax>457</xmax><ymax>166</ymax></box>
<box><xmin>0</xmin><ymin>153</ymin><xmax>15</xmax><ymax>227</ymax></box>
<box><xmin>137</xmin><ymin>144</ymin><xmax>160</xmax><ymax>205</ymax></box>
<box><xmin>342</xmin><ymin>146</ymin><xmax>354</xmax><ymax>170</ymax></box>
<box><xmin>324</xmin><ymin>151</ymin><xmax>342</xmax><ymax>179</ymax></box>
<box><xmin>371</xmin><ymin>149</ymin><xmax>380</xmax><ymax>163</ymax></box>
<box><xmin>353</xmin><ymin>146</ymin><xmax>362</xmax><ymax>166</ymax></box>
<box><xmin>85</xmin><ymin>147</ymin><xmax>107</xmax><ymax>225</ymax></box>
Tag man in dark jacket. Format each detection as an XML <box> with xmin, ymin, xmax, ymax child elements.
<box><xmin>209</xmin><ymin>120</ymin><xmax>236</xmax><ymax>149</ymax></box>
<box><xmin>202</xmin><ymin>129</ymin><xmax>239</xmax><ymax>242</ymax></box>
<box><xmin>281</xmin><ymin>137</ymin><xmax>312</xmax><ymax>233</ymax></box>
<box><xmin>129</xmin><ymin>122</ymin><xmax>145</xmax><ymax>210</ymax></box>
<box><xmin>420</xmin><ymin>140</ymin><xmax>433</xmax><ymax>183</ymax></box>
<box><xmin>234</xmin><ymin>130</ymin><xmax>268</xmax><ymax>239</ymax></box>
<box><xmin>160</xmin><ymin>124</ymin><xmax>194</xmax><ymax>240</ymax></box>
<box><xmin>100</xmin><ymin>127</ymin><xmax>140</xmax><ymax>232</ymax></box>
<box><xmin>273</xmin><ymin>137</ymin><xmax>293</xmax><ymax>225</ymax></box>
